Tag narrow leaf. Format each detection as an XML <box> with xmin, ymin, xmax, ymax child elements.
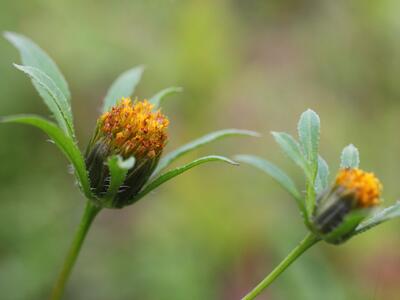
<box><xmin>298</xmin><ymin>109</ymin><xmax>320</xmax><ymax>173</ymax></box>
<box><xmin>0</xmin><ymin>115</ymin><xmax>91</xmax><ymax>198</ymax></box>
<box><xmin>235</xmin><ymin>154</ymin><xmax>305</xmax><ymax>214</ymax></box>
<box><xmin>340</xmin><ymin>144</ymin><xmax>360</xmax><ymax>168</ymax></box>
<box><xmin>353</xmin><ymin>202</ymin><xmax>400</xmax><ymax>235</ymax></box>
<box><xmin>149</xmin><ymin>86</ymin><xmax>183</xmax><ymax>110</ymax></box>
<box><xmin>271</xmin><ymin>131</ymin><xmax>311</xmax><ymax>180</ymax></box>
<box><xmin>315</xmin><ymin>155</ymin><xmax>330</xmax><ymax>194</ymax></box>
<box><xmin>13</xmin><ymin>64</ymin><xmax>75</xmax><ymax>139</ymax></box>
<box><xmin>152</xmin><ymin>129</ymin><xmax>260</xmax><ymax>178</ymax></box>
<box><xmin>132</xmin><ymin>155</ymin><xmax>238</xmax><ymax>203</ymax></box>
<box><xmin>4</xmin><ymin>31</ymin><xmax>70</xmax><ymax>100</ymax></box>
<box><xmin>105</xmin><ymin>156</ymin><xmax>135</xmax><ymax>201</ymax></box>
<box><xmin>103</xmin><ymin>66</ymin><xmax>144</xmax><ymax>112</ymax></box>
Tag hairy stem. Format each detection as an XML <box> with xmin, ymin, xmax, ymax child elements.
<box><xmin>50</xmin><ymin>201</ymin><xmax>101</xmax><ymax>300</ymax></box>
<box><xmin>241</xmin><ymin>233</ymin><xmax>320</xmax><ymax>300</ymax></box>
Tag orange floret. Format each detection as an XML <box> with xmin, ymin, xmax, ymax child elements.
<box><xmin>100</xmin><ymin>98</ymin><xmax>169</xmax><ymax>158</ymax></box>
<box><xmin>335</xmin><ymin>168</ymin><xmax>382</xmax><ymax>208</ymax></box>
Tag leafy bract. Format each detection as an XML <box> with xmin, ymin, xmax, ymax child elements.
<box><xmin>149</xmin><ymin>87</ymin><xmax>183</xmax><ymax>110</ymax></box>
<box><xmin>298</xmin><ymin>109</ymin><xmax>320</xmax><ymax>174</ymax></box>
<box><xmin>152</xmin><ymin>129</ymin><xmax>259</xmax><ymax>178</ymax></box>
<box><xmin>104</xmin><ymin>156</ymin><xmax>135</xmax><ymax>202</ymax></box>
<box><xmin>103</xmin><ymin>66</ymin><xmax>144</xmax><ymax>112</ymax></box>
<box><xmin>0</xmin><ymin>115</ymin><xmax>91</xmax><ymax>198</ymax></box>
<box><xmin>340</xmin><ymin>144</ymin><xmax>360</xmax><ymax>168</ymax></box>
<box><xmin>315</xmin><ymin>156</ymin><xmax>330</xmax><ymax>194</ymax></box>
<box><xmin>132</xmin><ymin>155</ymin><xmax>238</xmax><ymax>203</ymax></box>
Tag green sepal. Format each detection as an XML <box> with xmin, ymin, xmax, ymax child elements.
<box><xmin>149</xmin><ymin>87</ymin><xmax>183</xmax><ymax>110</ymax></box>
<box><xmin>340</xmin><ymin>144</ymin><xmax>360</xmax><ymax>168</ymax></box>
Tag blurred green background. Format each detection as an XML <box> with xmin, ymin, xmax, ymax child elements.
<box><xmin>1</xmin><ymin>0</ymin><xmax>400</xmax><ymax>299</ymax></box>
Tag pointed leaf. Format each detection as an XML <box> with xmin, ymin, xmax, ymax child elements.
<box><xmin>340</xmin><ymin>144</ymin><xmax>360</xmax><ymax>168</ymax></box>
<box><xmin>104</xmin><ymin>156</ymin><xmax>135</xmax><ymax>201</ymax></box>
<box><xmin>271</xmin><ymin>131</ymin><xmax>311</xmax><ymax>180</ymax></box>
<box><xmin>149</xmin><ymin>86</ymin><xmax>183</xmax><ymax>110</ymax></box>
<box><xmin>298</xmin><ymin>109</ymin><xmax>320</xmax><ymax>173</ymax></box>
<box><xmin>315</xmin><ymin>156</ymin><xmax>330</xmax><ymax>194</ymax></box>
<box><xmin>152</xmin><ymin>129</ymin><xmax>259</xmax><ymax>178</ymax></box>
<box><xmin>102</xmin><ymin>66</ymin><xmax>144</xmax><ymax>112</ymax></box>
<box><xmin>353</xmin><ymin>202</ymin><xmax>400</xmax><ymax>235</ymax></box>
<box><xmin>0</xmin><ymin>115</ymin><xmax>91</xmax><ymax>198</ymax></box>
<box><xmin>132</xmin><ymin>155</ymin><xmax>238</xmax><ymax>203</ymax></box>
<box><xmin>235</xmin><ymin>154</ymin><xmax>305</xmax><ymax>214</ymax></box>
<box><xmin>4</xmin><ymin>31</ymin><xmax>70</xmax><ymax>101</ymax></box>
<box><xmin>13</xmin><ymin>64</ymin><xmax>75</xmax><ymax>139</ymax></box>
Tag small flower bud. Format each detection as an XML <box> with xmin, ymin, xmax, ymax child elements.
<box><xmin>85</xmin><ymin>98</ymin><xmax>169</xmax><ymax>207</ymax></box>
<box><xmin>313</xmin><ymin>168</ymin><xmax>382</xmax><ymax>240</ymax></box>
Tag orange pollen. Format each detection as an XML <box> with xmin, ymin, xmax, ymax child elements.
<box><xmin>99</xmin><ymin>98</ymin><xmax>169</xmax><ymax>158</ymax></box>
<box><xmin>335</xmin><ymin>168</ymin><xmax>382</xmax><ymax>208</ymax></box>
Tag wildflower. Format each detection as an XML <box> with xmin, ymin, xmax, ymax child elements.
<box><xmin>313</xmin><ymin>168</ymin><xmax>382</xmax><ymax>236</ymax></box>
<box><xmin>85</xmin><ymin>98</ymin><xmax>169</xmax><ymax>207</ymax></box>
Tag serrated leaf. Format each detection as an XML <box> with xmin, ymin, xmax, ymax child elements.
<box><xmin>234</xmin><ymin>154</ymin><xmax>305</xmax><ymax>214</ymax></box>
<box><xmin>4</xmin><ymin>31</ymin><xmax>70</xmax><ymax>101</ymax></box>
<box><xmin>104</xmin><ymin>156</ymin><xmax>135</xmax><ymax>201</ymax></box>
<box><xmin>271</xmin><ymin>131</ymin><xmax>311</xmax><ymax>180</ymax></box>
<box><xmin>102</xmin><ymin>66</ymin><xmax>144</xmax><ymax>112</ymax></box>
<box><xmin>315</xmin><ymin>156</ymin><xmax>330</xmax><ymax>194</ymax></box>
<box><xmin>1</xmin><ymin>115</ymin><xmax>91</xmax><ymax>198</ymax></box>
<box><xmin>13</xmin><ymin>64</ymin><xmax>75</xmax><ymax>139</ymax></box>
<box><xmin>149</xmin><ymin>86</ymin><xmax>183</xmax><ymax>110</ymax></box>
<box><xmin>298</xmin><ymin>109</ymin><xmax>320</xmax><ymax>173</ymax></box>
<box><xmin>152</xmin><ymin>129</ymin><xmax>259</xmax><ymax>178</ymax></box>
<box><xmin>132</xmin><ymin>155</ymin><xmax>238</xmax><ymax>203</ymax></box>
<box><xmin>340</xmin><ymin>144</ymin><xmax>360</xmax><ymax>168</ymax></box>
<box><xmin>353</xmin><ymin>202</ymin><xmax>400</xmax><ymax>235</ymax></box>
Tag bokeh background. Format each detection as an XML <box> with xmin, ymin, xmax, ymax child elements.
<box><xmin>1</xmin><ymin>1</ymin><xmax>400</xmax><ymax>299</ymax></box>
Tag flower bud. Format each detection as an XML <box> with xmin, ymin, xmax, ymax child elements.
<box><xmin>313</xmin><ymin>168</ymin><xmax>382</xmax><ymax>240</ymax></box>
<box><xmin>85</xmin><ymin>98</ymin><xmax>169</xmax><ymax>207</ymax></box>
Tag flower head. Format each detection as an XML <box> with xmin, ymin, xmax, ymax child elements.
<box><xmin>313</xmin><ymin>167</ymin><xmax>382</xmax><ymax>240</ymax></box>
<box><xmin>85</xmin><ymin>98</ymin><xmax>169</xmax><ymax>207</ymax></box>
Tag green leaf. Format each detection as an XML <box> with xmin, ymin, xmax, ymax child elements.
<box><xmin>315</xmin><ymin>156</ymin><xmax>330</xmax><ymax>194</ymax></box>
<box><xmin>0</xmin><ymin>115</ymin><xmax>91</xmax><ymax>199</ymax></box>
<box><xmin>13</xmin><ymin>64</ymin><xmax>75</xmax><ymax>139</ymax></box>
<box><xmin>340</xmin><ymin>144</ymin><xmax>360</xmax><ymax>168</ymax></box>
<box><xmin>271</xmin><ymin>131</ymin><xmax>311</xmax><ymax>180</ymax></box>
<box><xmin>4</xmin><ymin>31</ymin><xmax>70</xmax><ymax>101</ymax></box>
<box><xmin>298</xmin><ymin>109</ymin><xmax>320</xmax><ymax>173</ymax></box>
<box><xmin>149</xmin><ymin>86</ymin><xmax>183</xmax><ymax>110</ymax></box>
<box><xmin>353</xmin><ymin>202</ymin><xmax>400</xmax><ymax>235</ymax></box>
<box><xmin>152</xmin><ymin>129</ymin><xmax>259</xmax><ymax>178</ymax></box>
<box><xmin>104</xmin><ymin>156</ymin><xmax>135</xmax><ymax>201</ymax></box>
<box><xmin>132</xmin><ymin>155</ymin><xmax>238</xmax><ymax>203</ymax></box>
<box><xmin>234</xmin><ymin>154</ymin><xmax>305</xmax><ymax>214</ymax></box>
<box><xmin>102</xmin><ymin>66</ymin><xmax>144</xmax><ymax>112</ymax></box>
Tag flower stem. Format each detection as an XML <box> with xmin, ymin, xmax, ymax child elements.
<box><xmin>50</xmin><ymin>201</ymin><xmax>101</xmax><ymax>300</ymax></box>
<box><xmin>241</xmin><ymin>233</ymin><xmax>320</xmax><ymax>300</ymax></box>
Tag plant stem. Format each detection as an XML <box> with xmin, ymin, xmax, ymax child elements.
<box><xmin>241</xmin><ymin>233</ymin><xmax>320</xmax><ymax>300</ymax></box>
<box><xmin>50</xmin><ymin>201</ymin><xmax>101</xmax><ymax>300</ymax></box>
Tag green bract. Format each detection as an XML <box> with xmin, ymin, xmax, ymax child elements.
<box><xmin>1</xmin><ymin>31</ymin><xmax>259</xmax><ymax>208</ymax></box>
<box><xmin>236</xmin><ymin>109</ymin><xmax>399</xmax><ymax>244</ymax></box>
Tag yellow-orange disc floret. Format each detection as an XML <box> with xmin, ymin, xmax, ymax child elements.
<box><xmin>335</xmin><ymin>168</ymin><xmax>382</xmax><ymax>208</ymax></box>
<box><xmin>100</xmin><ymin>98</ymin><xmax>169</xmax><ymax>158</ymax></box>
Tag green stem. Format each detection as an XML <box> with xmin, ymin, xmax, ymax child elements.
<box><xmin>241</xmin><ymin>233</ymin><xmax>320</xmax><ymax>300</ymax></box>
<box><xmin>50</xmin><ymin>201</ymin><xmax>101</xmax><ymax>300</ymax></box>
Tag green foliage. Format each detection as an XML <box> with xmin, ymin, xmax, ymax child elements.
<box><xmin>340</xmin><ymin>144</ymin><xmax>360</xmax><ymax>168</ymax></box>
<box><xmin>0</xmin><ymin>114</ymin><xmax>91</xmax><ymax>198</ymax></box>
<box><xmin>102</xmin><ymin>66</ymin><xmax>144</xmax><ymax>112</ymax></box>
<box><xmin>133</xmin><ymin>155</ymin><xmax>238</xmax><ymax>203</ymax></box>
<box><xmin>314</xmin><ymin>156</ymin><xmax>330</xmax><ymax>194</ymax></box>
<box><xmin>153</xmin><ymin>129</ymin><xmax>259</xmax><ymax>178</ymax></box>
<box><xmin>149</xmin><ymin>86</ymin><xmax>183</xmax><ymax>109</ymax></box>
